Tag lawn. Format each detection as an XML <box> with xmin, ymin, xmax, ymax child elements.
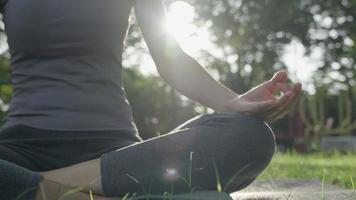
<box><xmin>258</xmin><ymin>152</ymin><xmax>356</xmax><ymax>189</ymax></box>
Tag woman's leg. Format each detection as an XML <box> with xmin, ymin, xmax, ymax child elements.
<box><xmin>0</xmin><ymin>159</ymin><xmax>42</xmax><ymax>200</ymax></box>
<box><xmin>0</xmin><ymin>124</ymin><xmax>140</xmax><ymax>172</ymax></box>
<box><xmin>41</xmin><ymin>112</ymin><xmax>276</xmax><ymax>197</ymax></box>
<box><xmin>0</xmin><ymin>149</ymin><xmax>114</xmax><ymax>200</ymax></box>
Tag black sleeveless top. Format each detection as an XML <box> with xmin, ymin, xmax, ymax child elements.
<box><xmin>0</xmin><ymin>0</ymin><xmax>140</xmax><ymax>139</ymax></box>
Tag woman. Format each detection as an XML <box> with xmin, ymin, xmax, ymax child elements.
<box><xmin>0</xmin><ymin>0</ymin><xmax>301</xmax><ymax>199</ymax></box>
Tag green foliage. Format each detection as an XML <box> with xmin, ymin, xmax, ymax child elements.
<box><xmin>0</xmin><ymin>55</ymin><xmax>11</xmax><ymax>125</ymax></box>
<box><xmin>123</xmin><ymin>67</ymin><xmax>198</xmax><ymax>139</ymax></box>
<box><xmin>190</xmin><ymin>0</ymin><xmax>356</xmax><ymax>92</ymax></box>
<box><xmin>190</xmin><ymin>0</ymin><xmax>312</xmax><ymax>92</ymax></box>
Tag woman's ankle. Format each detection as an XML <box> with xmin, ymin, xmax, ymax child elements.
<box><xmin>35</xmin><ymin>178</ymin><xmax>81</xmax><ymax>200</ymax></box>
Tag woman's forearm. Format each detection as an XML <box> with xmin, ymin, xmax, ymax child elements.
<box><xmin>156</xmin><ymin>51</ymin><xmax>238</xmax><ymax>113</ymax></box>
<box><xmin>133</xmin><ymin>0</ymin><xmax>238</xmax><ymax>112</ymax></box>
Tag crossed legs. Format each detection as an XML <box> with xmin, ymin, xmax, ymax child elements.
<box><xmin>34</xmin><ymin>112</ymin><xmax>276</xmax><ymax>199</ymax></box>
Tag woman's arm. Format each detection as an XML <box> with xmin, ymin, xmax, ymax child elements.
<box><xmin>133</xmin><ymin>0</ymin><xmax>301</xmax><ymax>121</ymax></box>
<box><xmin>133</xmin><ymin>0</ymin><xmax>237</xmax><ymax>113</ymax></box>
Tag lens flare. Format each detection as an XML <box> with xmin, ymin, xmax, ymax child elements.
<box><xmin>164</xmin><ymin>168</ymin><xmax>179</xmax><ymax>181</ymax></box>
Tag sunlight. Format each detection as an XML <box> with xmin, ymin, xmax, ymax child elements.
<box><xmin>282</xmin><ymin>39</ymin><xmax>322</xmax><ymax>92</ymax></box>
<box><xmin>136</xmin><ymin>1</ymin><xmax>214</xmax><ymax>75</ymax></box>
<box><xmin>165</xmin><ymin>1</ymin><xmax>195</xmax><ymax>39</ymax></box>
<box><xmin>165</xmin><ymin>1</ymin><xmax>212</xmax><ymax>55</ymax></box>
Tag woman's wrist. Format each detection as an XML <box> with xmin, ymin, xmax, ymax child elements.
<box><xmin>214</xmin><ymin>93</ymin><xmax>240</xmax><ymax>113</ymax></box>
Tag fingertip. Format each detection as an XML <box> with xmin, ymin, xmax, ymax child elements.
<box><xmin>279</xmin><ymin>70</ymin><xmax>289</xmax><ymax>77</ymax></box>
<box><xmin>296</xmin><ymin>82</ymin><xmax>302</xmax><ymax>88</ymax></box>
<box><xmin>280</xmin><ymin>69</ymin><xmax>288</xmax><ymax>74</ymax></box>
<box><xmin>294</xmin><ymin>82</ymin><xmax>302</xmax><ymax>94</ymax></box>
<box><xmin>286</xmin><ymin>91</ymin><xmax>295</xmax><ymax>99</ymax></box>
<box><xmin>272</xmin><ymin>70</ymin><xmax>288</xmax><ymax>83</ymax></box>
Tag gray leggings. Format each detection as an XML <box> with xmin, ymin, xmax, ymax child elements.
<box><xmin>101</xmin><ymin>112</ymin><xmax>276</xmax><ymax>197</ymax></box>
<box><xmin>0</xmin><ymin>112</ymin><xmax>275</xmax><ymax>199</ymax></box>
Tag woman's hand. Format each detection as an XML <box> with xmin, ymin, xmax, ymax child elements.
<box><xmin>222</xmin><ymin>71</ymin><xmax>302</xmax><ymax>122</ymax></box>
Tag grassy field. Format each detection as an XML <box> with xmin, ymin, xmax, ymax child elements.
<box><xmin>258</xmin><ymin>152</ymin><xmax>356</xmax><ymax>189</ymax></box>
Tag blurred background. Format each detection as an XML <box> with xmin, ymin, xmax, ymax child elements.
<box><xmin>0</xmin><ymin>0</ymin><xmax>356</xmax><ymax>152</ymax></box>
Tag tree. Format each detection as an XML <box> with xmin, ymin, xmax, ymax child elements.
<box><xmin>123</xmin><ymin>67</ymin><xmax>198</xmax><ymax>139</ymax></box>
<box><xmin>190</xmin><ymin>0</ymin><xmax>356</xmax><ymax>105</ymax></box>
<box><xmin>189</xmin><ymin>0</ymin><xmax>312</xmax><ymax>92</ymax></box>
<box><xmin>187</xmin><ymin>0</ymin><xmax>356</xmax><ymax>137</ymax></box>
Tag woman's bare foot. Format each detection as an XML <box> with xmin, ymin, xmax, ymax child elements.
<box><xmin>40</xmin><ymin>158</ymin><xmax>104</xmax><ymax>194</ymax></box>
<box><xmin>35</xmin><ymin>178</ymin><xmax>118</xmax><ymax>200</ymax></box>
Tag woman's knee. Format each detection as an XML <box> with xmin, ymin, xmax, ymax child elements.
<box><xmin>247</xmin><ymin>119</ymin><xmax>276</xmax><ymax>164</ymax></box>
<box><xmin>201</xmin><ymin>113</ymin><xmax>276</xmax><ymax>167</ymax></box>
<box><xmin>199</xmin><ymin>114</ymin><xmax>276</xmax><ymax>192</ymax></box>
<box><xmin>239</xmin><ymin>117</ymin><xmax>275</xmax><ymax>166</ymax></box>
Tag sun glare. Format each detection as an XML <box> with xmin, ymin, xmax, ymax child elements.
<box><xmin>165</xmin><ymin>1</ymin><xmax>212</xmax><ymax>54</ymax></box>
<box><xmin>165</xmin><ymin>1</ymin><xmax>195</xmax><ymax>39</ymax></box>
<box><xmin>136</xmin><ymin>1</ymin><xmax>214</xmax><ymax>75</ymax></box>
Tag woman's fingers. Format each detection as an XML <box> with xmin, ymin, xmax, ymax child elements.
<box><xmin>266</xmin><ymin>83</ymin><xmax>302</xmax><ymax>121</ymax></box>
<box><xmin>256</xmin><ymin>89</ymin><xmax>294</xmax><ymax>120</ymax></box>
<box><xmin>250</xmin><ymin>99</ymin><xmax>276</xmax><ymax>113</ymax></box>
<box><xmin>293</xmin><ymin>82</ymin><xmax>302</xmax><ymax>95</ymax></box>
<box><xmin>240</xmin><ymin>91</ymin><xmax>292</xmax><ymax>119</ymax></box>
<box><xmin>267</xmin><ymin>95</ymin><xmax>300</xmax><ymax>122</ymax></box>
<box><xmin>275</xmin><ymin>83</ymin><xmax>293</xmax><ymax>94</ymax></box>
<box><xmin>267</xmin><ymin>96</ymin><xmax>297</xmax><ymax>122</ymax></box>
<box><xmin>264</xmin><ymin>91</ymin><xmax>293</xmax><ymax>114</ymax></box>
<box><xmin>236</xmin><ymin>99</ymin><xmax>276</xmax><ymax>117</ymax></box>
<box><xmin>234</xmin><ymin>75</ymin><xmax>302</xmax><ymax>122</ymax></box>
<box><xmin>264</xmin><ymin>71</ymin><xmax>289</xmax><ymax>93</ymax></box>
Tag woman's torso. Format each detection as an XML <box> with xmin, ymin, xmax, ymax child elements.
<box><xmin>1</xmin><ymin>0</ymin><xmax>140</xmax><ymax>137</ymax></box>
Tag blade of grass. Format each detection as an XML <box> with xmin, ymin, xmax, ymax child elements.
<box><xmin>122</xmin><ymin>193</ymin><xmax>130</xmax><ymax>200</ymax></box>
<box><xmin>89</xmin><ymin>190</ymin><xmax>94</xmax><ymax>200</ymax></box>
<box><xmin>177</xmin><ymin>175</ymin><xmax>195</xmax><ymax>192</ymax></box>
<box><xmin>170</xmin><ymin>183</ymin><xmax>174</xmax><ymax>200</ymax></box>
<box><xmin>126</xmin><ymin>173</ymin><xmax>140</xmax><ymax>184</ymax></box>
<box><xmin>350</xmin><ymin>176</ymin><xmax>356</xmax><ymax>197</ymax></box>
<box><xmin>15</xmin><ymin>187</ymin><xmax>38</xmax><ymax>200</ymax></box>
<box><xmin>126</xmin><ymin>173</ymin><xmax>149</xmax><ymax>196</ymax></box>
<box><xmin>57</xmin><ymin>187</ymin><xmax>84</xmax><ymax>200</ymax></box>
<box><xmin>189</xmin><ymin>152</ymin><xmax>194</xmax><ymax>191</ymax></box>
<box><xmin>321</xmin><ymin>172</ymin><xmax>326</xmax><ymax>200</ymax></box>
<box><xmin>211</xmin><ymin>159</ymin><xmax>222</xmax><ymax>192</ymax></box>
<box><xmin>223</xmin><ymin>163</ymin><xmax>252</xmax><ymax>192</ymax></box>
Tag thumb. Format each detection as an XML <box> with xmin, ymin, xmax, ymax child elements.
<box><xmin>263</xmin><ymin>70</ymin><xmax>288</xmax><ymax>91</ymax></box>
<box><xmin>271</xmin><ymin>70</ymin><xmax>288</xmax><ymax>83</ymax></box>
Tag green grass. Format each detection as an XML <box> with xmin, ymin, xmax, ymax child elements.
<box><xmin>258</xmin><ymin>152</ymin><xmax>356</xmax><ymax>189</ymax></box>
